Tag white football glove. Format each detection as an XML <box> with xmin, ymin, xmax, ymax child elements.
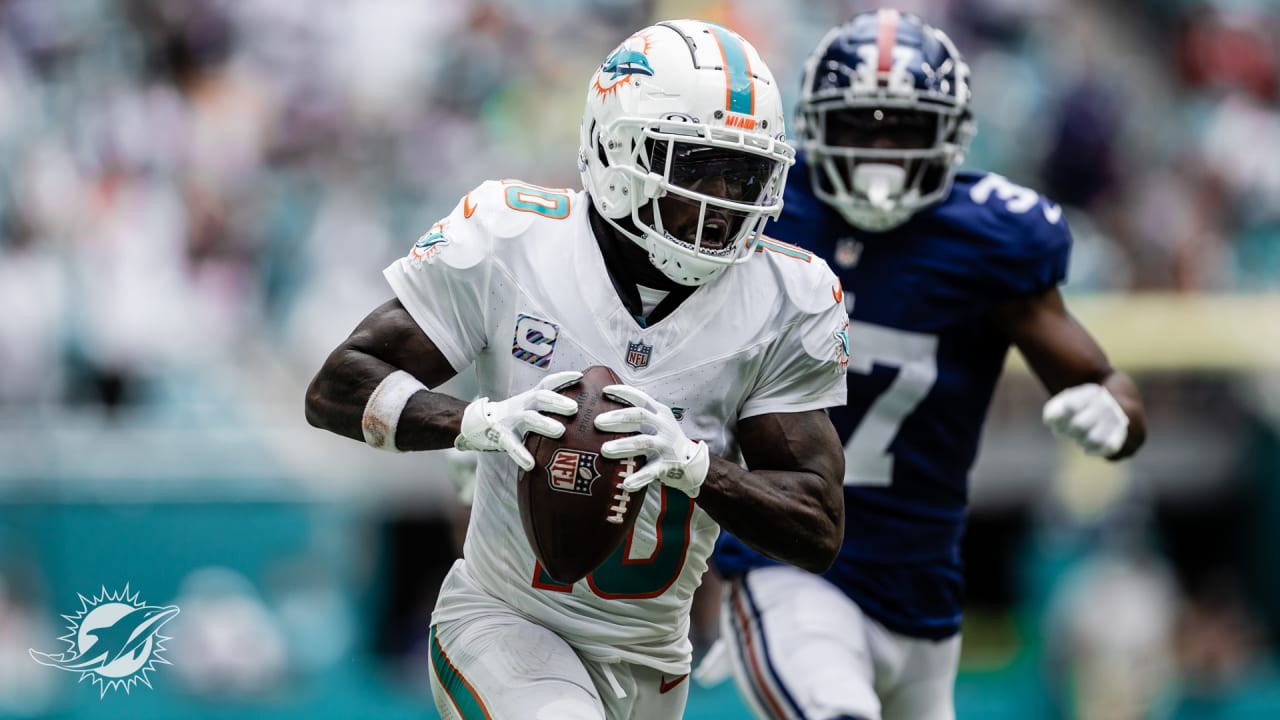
<box><xmin>1042</xmin><ymin>383</ymin><xmax>1129</xmax><ymax>457</ymax></box>
<box><xmin>595</xmin><ymin>384</ymin><xmax>709</xmax><ymax>498</ymax></box>
<box><xmin>454</xmin><ymin>370</ymin><xmax>582</xmax><ymax>471</ymax></box>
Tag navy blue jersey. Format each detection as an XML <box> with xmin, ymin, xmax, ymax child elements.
<box><xmin>714</xmin><ymin>156</ymin><xmax>1071</xmax><ymax>639</ymax></box>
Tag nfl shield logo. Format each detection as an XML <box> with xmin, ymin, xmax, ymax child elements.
<box><xmin>547</xmin><ymin>449</ymin><xmax>600</xmax><ymax>495</ymax></box>
<box><xmin>626</xmin><ymin>341</ymin><xmax>652</xmax><ymax>369</ymax></box>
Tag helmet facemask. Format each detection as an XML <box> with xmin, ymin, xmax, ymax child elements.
<box><xmin>589</xmin><ymin>116</ymin><xmax>793</xmax><ymax>286</ymax></box>
<box><xmin>800</xmin><ymin>103</ymin><xmax>974</xmax><ymax>232</ymax></box>
<box><xmin>796</xmin><ymin>10</ymin><xmax>977</xmax><ymax>232</ymax></box>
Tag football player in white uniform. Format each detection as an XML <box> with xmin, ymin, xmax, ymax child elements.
<box><xmin>306</xmin><ymin>20</ymin><xmax>851</xmax><ymax>720</ymax></box>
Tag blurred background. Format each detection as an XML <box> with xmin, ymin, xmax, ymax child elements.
<box><xmin>0</xmin><ymin>0</ymin><xmax>1278</xmax><ymax>718</ymax></box>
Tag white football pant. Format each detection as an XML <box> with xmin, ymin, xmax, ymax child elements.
<box><xmin>429</xmin><ymin>596</ymin><xmax>690</xmax><ymax>719</ymax></box>
<box><xmin>720</xmin><ymin>564</ymin><xmax>960</xmax><ymax>720</ymax></box>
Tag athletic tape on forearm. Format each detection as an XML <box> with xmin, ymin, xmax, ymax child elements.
<box><xmin>361</xmin><ymin>370</ymin><xmax>427</xmax><ymax>452</ymax></box>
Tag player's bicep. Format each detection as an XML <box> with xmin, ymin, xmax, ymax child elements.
<box><xmin>738</xmin><ymin>409</ymin><xmax>844</xmax><ymax>485</ymax></box>
<box><xmin>344</xmin><ymin>298</ymin><xmax>458</xmax><ymax>388</ymax></box>
<box><xmin>995</xmin><ymin>288</ymin><xmax>1113</xmax><ymax>395</ymax></box>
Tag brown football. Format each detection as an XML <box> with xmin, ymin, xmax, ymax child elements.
<box><xmin>517</xmin><ymin>365</ymin><xmax>648</xmax><ymax>584</ymax></box>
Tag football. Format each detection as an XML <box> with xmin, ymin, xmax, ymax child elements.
<box><xmin>517</xmin><ymin>365</ymin><xmax>648</xmax><ymax>584</ymax></box>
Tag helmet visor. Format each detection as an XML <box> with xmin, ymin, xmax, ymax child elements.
<box><xmin>822</xmin><ymin>108</ymin><xmax>938</xmax><ymax>150</ymax></box>
<box><xmin>647</xmin><ymin>139</ymin><xmax>784</xmax><ymax>206</ymax></box>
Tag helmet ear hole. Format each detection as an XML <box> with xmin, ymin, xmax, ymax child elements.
<box><xmin>594</xmin><ymin>125</ymin><xmax>609</xmax><ymax>167</ymax></box>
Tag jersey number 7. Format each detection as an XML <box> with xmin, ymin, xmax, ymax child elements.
<box><xmin>843</xmin><ymin>321</ymin><xmax>938</xmax><ymax>486</ymax></box>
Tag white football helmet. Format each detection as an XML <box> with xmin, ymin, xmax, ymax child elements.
<box><xmin>579</xmin><ymin>20</ymin><xmax>795</xmax><ymax>286</ymax></box>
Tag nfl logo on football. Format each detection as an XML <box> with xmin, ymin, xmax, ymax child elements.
<box><xmin>626</xmin><ymin>341</ymin><xmax>652</xmax><ymax>369</ymax></box>
<box><xmin>548</xmin><ymin>449</ymin><xmax>600</xmax><ymax>495</ymax></box>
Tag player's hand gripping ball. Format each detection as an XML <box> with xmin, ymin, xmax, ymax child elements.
<box><xmin>454</xmin><ymin>370</ymin><xmax>583</xmax><ymax>469</ymax></box>
<box><xmin>517</xmin><ymin>366</ymin><xmax>648</xmax><ymax>584</ymax></box>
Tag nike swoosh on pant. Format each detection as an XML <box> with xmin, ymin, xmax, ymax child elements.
<box><xmin>659</xmin><ymin>673</ymin><xmax>689</xmax><ymax>694</ymax></box>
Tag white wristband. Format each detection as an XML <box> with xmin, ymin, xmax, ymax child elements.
<box><xmin>361</xmin><ymin>370</ymin><xmax>427</xmax><ymax>452</ymax></box>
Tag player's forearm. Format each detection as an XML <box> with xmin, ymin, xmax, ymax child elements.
<box><xmin>1103</xmin><ymin>370</ymin><xmax>1146</xmax><ymax>460</ymax></box>
<box><xmin>304</xmin><ymin>346</ymin><xmax>466</xmax><ymax>451</ymax></box>
<box><xmin>696</xmin><ymin>459</ymin><xmax>843</xmax><ymax>573</ymax></box>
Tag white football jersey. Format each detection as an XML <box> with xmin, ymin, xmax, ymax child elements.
<box><xmin>386</xmin><ymin>179</ymin><xmax>848</xmax><ymax>674</ymax></box>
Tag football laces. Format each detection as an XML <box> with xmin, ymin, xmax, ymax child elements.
<box><xmin>607</xmin><ymin>456</ymin><xmax>641</xmax><ymax>524</ymax></box>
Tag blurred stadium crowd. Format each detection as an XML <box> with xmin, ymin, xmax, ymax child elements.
<box><xmin>0</xmin><ymin>0</ymin><xmax>1278</xmax><ymax>718</ymax></box>
<box><xmin>2</xmin><ymin>0</ymin><xmax>1279</xmax><ymax>407</ymax></box>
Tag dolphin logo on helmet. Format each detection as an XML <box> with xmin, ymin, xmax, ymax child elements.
<box><xmin>602</xmin><ymin>47</ymin><xmax>654</xmax><ymax>80</ymax></box>
<box><xmin>593</xmin><ymin>32</ymin><xmax>655</xmax><ymax>99</ymax></box>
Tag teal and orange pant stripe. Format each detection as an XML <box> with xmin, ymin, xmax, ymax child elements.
<box><xmin>429</xmin><ymin>625</ymin><xmax>492</xmax><ymax>720</ymax></box>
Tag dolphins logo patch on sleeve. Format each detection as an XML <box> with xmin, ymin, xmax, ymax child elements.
<box><xmin>409</xmin><ymin>223</ymin><xmax>450</xmax><ymax>268</ymax></box>
<box><xmin>833</xmin><ymin>320</ymin><xmax>851</xmax><ymax>372</ymax></box>
<box><xmin>29</xmin><ymin>585</ymin><xmax>179</xmax><ymax>697</ymax></box>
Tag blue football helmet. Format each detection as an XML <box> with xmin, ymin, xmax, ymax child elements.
<box><xmin>797</xmin><ymin>9</ymin><xmax>976</xmax><ymax>231</ymax></box>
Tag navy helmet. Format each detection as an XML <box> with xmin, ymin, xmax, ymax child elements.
<box><xmin>798</xmin><ymin>9</ymin><xmax>976</xmax><ymax>230</ymax></box>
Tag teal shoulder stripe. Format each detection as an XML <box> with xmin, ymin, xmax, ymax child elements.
<box><xmin>707</xmin><ymin>23</ymin><xmax>754</xmax><ymax>115</ymax></box>
<box><xmin>756</xmin><ymin>237</ymin><xmax>814</xmax><ymax>261</ymax></box>
<box><xmin>429</xmin><ymin>627</ymin><xmax>491</xmax><ymax>720</ymax></box>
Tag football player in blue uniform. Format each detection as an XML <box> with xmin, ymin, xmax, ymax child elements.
<box><xmin>711</xmin><ymin>9</ymin><xmax>1147</xmax><ymax>720</ymax></box>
